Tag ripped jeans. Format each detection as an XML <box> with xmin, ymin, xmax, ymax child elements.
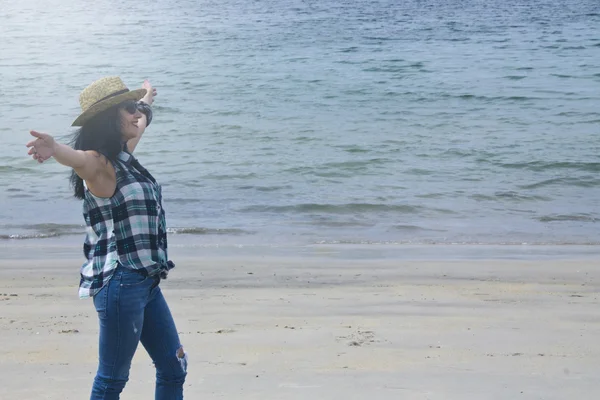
<box><xmin>91</xmin><ymin>265</ymin><xmax>187</xmax><ymax>400</ymax></box>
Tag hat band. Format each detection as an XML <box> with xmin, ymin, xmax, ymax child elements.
<box><xmin>89</xmin><ymin>88</ymin><xmax>130</xmax><ymax>108</ymax></box>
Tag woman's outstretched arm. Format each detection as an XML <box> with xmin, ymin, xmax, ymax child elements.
<box><xmin>26</xmin><ymin>131</ymin><xmax>114</xmax><ymax>195</ymax></box>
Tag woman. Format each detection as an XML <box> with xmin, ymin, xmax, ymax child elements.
<box><xmin>26</xmin><ymin>76</ymin><xmax>187</xmax><ymax>399</ymax></box>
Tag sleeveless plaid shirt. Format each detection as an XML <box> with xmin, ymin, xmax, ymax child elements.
<box><xmin>79</xmin><ymin>150</ymin><xmax>174</xmax><ymax>299</ymax></box>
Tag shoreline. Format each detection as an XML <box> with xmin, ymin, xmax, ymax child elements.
<box><xmin>1</xmin><ymin>235</ymin><xmax>599</xmax><ymax>262</ymax></box>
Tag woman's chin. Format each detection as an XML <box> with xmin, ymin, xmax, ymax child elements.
<box><xmin>122</xmin><ymin>132</ymin><xmax>137</xmax><ymax>142</ymax></box>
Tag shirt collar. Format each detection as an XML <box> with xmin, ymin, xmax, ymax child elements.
<box><xmin>118</xmin><ymin>150</ymin><xmax>134</xmax><ymax>165</ymax></box>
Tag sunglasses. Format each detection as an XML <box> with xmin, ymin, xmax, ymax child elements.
<box><xmin>121</xmin><ymin>100</ymin><xmax>140</xmax><ymax>115</ymax></box>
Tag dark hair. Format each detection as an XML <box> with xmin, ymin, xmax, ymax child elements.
<box><xmin>69</xmin><ymin>105</ymin><xmax>123</xmax><ymax>199</ymax></box>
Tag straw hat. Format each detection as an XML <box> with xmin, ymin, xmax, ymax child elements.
<box><xmin>72</xmin><ymin>76</ymin><xmax>147</xmax><ymax>126</ymax></box>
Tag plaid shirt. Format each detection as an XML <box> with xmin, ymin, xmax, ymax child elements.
<box><xmin>79</xmin><ymin>151</ymin><xmax>173</xmax><ymax>299</ymax></box>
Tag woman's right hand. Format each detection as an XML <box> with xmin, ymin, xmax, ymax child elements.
<box><xmin>26</xmin><ymin>130</ymin><xmax>56</xmax><ymax>164</ymax></box>
<box><xmin>140</xmin><ymin>79</ymin><xmax>157</xmax><ymax>105</ymax></box>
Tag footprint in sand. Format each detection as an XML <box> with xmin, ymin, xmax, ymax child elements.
<box><xmin>336</xmin><ymin>330</ymin><xmax>378</xmax><ymax>347</ymax></box>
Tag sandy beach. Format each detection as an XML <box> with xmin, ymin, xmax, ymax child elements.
<box><xmin>1</xmin><ymin>243</ymin><xmax>599</xmax><ymax>399</ymax></box>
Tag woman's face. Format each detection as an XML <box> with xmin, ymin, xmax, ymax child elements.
<box><xmin>118</xmin><ymin>101</ymin><xmax>142</xmax><ymax>141</ymax></box>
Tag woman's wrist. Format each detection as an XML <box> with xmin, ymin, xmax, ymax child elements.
<box><xmin>137</xmin><ymin>102</ymin><xmax>153</xmax><ymax>126</ymax></box>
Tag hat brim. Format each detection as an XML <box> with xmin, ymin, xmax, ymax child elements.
<box><xmin>72</xmin><ymin>88</ymin><xmax>147</xmax><ymax>127</ymax></box>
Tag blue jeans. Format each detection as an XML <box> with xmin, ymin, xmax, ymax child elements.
<box><xmin>91</xmin><ymin>266</ymin><xmax>187</xmax><ymax>399</ymax></box>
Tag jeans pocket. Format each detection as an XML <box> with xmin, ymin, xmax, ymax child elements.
<box><xmin>93</xmin><ymin>284</ymin><xmax>109</xmax><ymax>319</ymax></box>
<box><xmin>120</xmin><ymin>268</ymin><xmax>150</xmax><ymax>287</ymax></box>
